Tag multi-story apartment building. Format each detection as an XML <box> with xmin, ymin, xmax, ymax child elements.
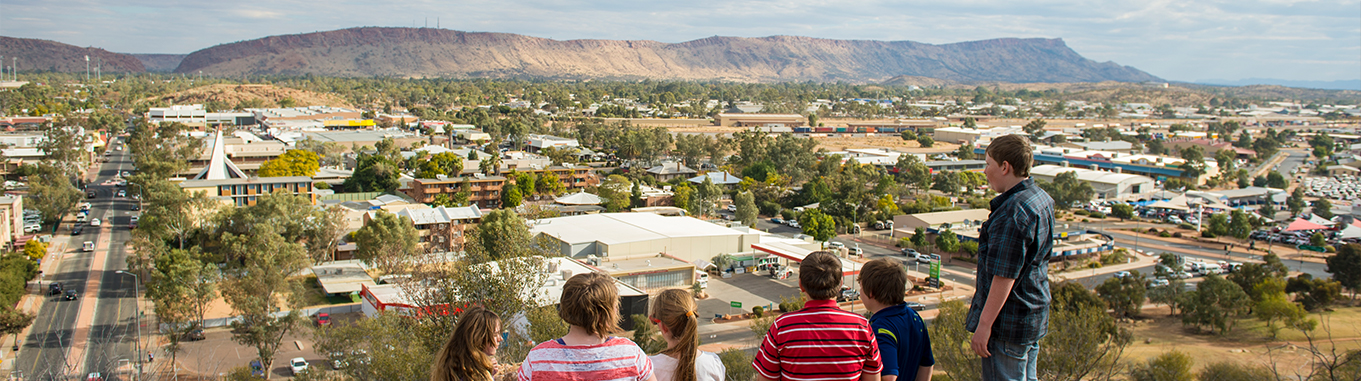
<box><xmin>404</xmin><ymin>175</ymin><xmax>507</xmax><ymax>209</ymax></box>
<box><xmin>386</xmin><ymin>205</ymin><xmax>483</xmax><ymax>253</ymax></box>
<box><xmin>178</xmin><ymin>176</ymin><xmax>316</xmax><ymax>206</ymax></box>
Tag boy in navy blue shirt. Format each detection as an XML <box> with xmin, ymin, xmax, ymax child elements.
<box><xmin>859</xmin><ymin>258</ymin><xmax>934</xmax><ymax>381</ymax></box>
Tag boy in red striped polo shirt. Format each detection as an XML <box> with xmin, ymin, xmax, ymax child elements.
<box><xmin>753</xmin><ymin>251</ymin><xmax>883</xmax><ymax>381</ymax></box>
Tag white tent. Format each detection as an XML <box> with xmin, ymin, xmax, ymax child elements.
<box><xmin>1339</xmin><ymin>223</ymin><xmax>1361</xmax><ymax>239</ymax></box>
<box><xmin>554</xmin><ymin>191</ymin><xmax>605</xmax><ymax>206</ymax></box>
<box><xmin>1308</xmin><ymin>215</ymin><xmax>1336</xmax><ymax>227</ymax></box>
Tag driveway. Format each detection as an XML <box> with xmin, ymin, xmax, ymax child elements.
<box><xmin>170</xmin><ymin>314</ymin><xmax>360</xmax><ymax>378</ymax></box>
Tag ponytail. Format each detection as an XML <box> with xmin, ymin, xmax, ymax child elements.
<box><xmin>654</xmin><ymin>289</ymin><xmax>700</xmax><ymax>381</ymax></box>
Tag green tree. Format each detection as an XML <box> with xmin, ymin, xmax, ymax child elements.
<box><xmin>258</xmin><ymin>149</ymin><xmax>320</xmax><ymax>177</ymax></box>
<box><xmin>1178</xmin><ymin>145</ymin><xmax>1207</xmax><ymax>181</ymax></box>
<box><xmin>1111</xmin><ymin>203</ymin><xmax>1134</xmax><ymax>221</ymax></box>
<box><xmin>1181</xmin><ymin>274</ymin><xmax>1249</xmax><ymax>335</ymax></box>
<box><xmin>927</xmin><ymin>300</ymin><xmax>981</xmax><ymax>380</ymax></box>
<box><xmin>1229</xmin><ymin>209</ymin><xmax>1253</xmax><ymax>240</ymax></box>
<box><xmin>894</xmin><ymin>153</ymin><xmax>932</xmax><ymax>192</ymax></box>
<box><xmin>735</xmin><ymin>191</ymin><xmax>757</xmax><ymax>227</ymax></box>
<box><xmin>26</xmin><ymin>163</ymin><xmax>80</xmax><ymax>226</ymax></box>
<box><xmin>1236</xmin><ymin>169</ymin><xmax>1250</xmax><ymax>189</ymax></box>
<box><xmin>536</xmin><ymin>173</ymin><xmax>565</xmax><ymax>195</ymax></box>
<box><xmin>1313</xmin><ymin>198</ymin><xmax>1334</xmax><ymax>219</ymax></box>
<box><xmin>1148</xmin><ymin>278</ymin><xmax>1188</xmax><ymax>315</ymax></box>
<box><xmin>934</xmin><ymin>229</ymin><xmax>959</xmax><ymax>253</ymax></box>
<box><xmin>352</xmin><ymin>210</ymin><xmax>420</xmax><ymax>275</ymax></box>
<box><xmin>1036</xmin><ymin>171</ymin><xmax>1093</xmax><ymax>209</ymax></box>
<box><xmin>718</xmin><ymin>348</ymin><xmax>755</xmax><ymax>381</ymax></box>
<box><xmin>474</xmin><ymin>209</ymin><xmax>534</xmax><ymax>261</ymax></box>
<box><xmin>1128</xmin><ymin>350</ymin><xmax>1194</xmax><ymax>381</ymax></box>
<box><xmin>147</xmin><ymin>247</ymin><xmax>220</xmax><ymax>366</ymax></box>
<box><xmin>219</xmin><ymin>223</ymin><xmax>309</xmax><ymax>374</ymax></box>
<box><xmin>1286</xmin><ymin>274</ymin><xmax>1343</xmax><ymax>311</ymax></box>
<box><xmin>1207</xmin><ymin>213</ymin><xmax>1229</xmax><ymax>237</ymax></box>
<box><xmin>1023</xmin><ymin>119</ymin><xmax>1047</xmax><ymax>141</ymax></box>
<box><xmin>1041</xmin><ymin>281</ymin><xmax>1130</xmax><ymax>381</ymax></box>
<box><xmin>1326</xmin><ymin>244</ymin><xmax>1361</xmax><ymax>300</ymax></box>
<box><xmin>916</xmin><ymin>135</ymin><xmax>934</xmax><ymax>148</ymax></box>
<box><xmin>798</xmin><ymin>209</ymin><xmax>837</xmax><ymax>242</ymax></box>
<box><xmin>22</xmin><ymin>241</ymin><xmax>46</xmax><ymax>262</ymax></box>
<box><xmin>500</xmin><ymin>181</ymin><xmax>523</xmax><ymax>209</ymax></box>
<box><xmin>1311</xmin><ymin>232</ymin><xmax>1327</xmax><ymax>248</ymax></box>
<box><xmin>1266</xmin><ymin>171</ymin><xmax>1288</xmax><ymax>188</ymax></box>
<box><xmin>695</xmin><ymin>177</ymin><xmax>724</xmax><ymax>217</ymax></box>
<box><xmin>1253</xmin><ymin>279</ymin><xmax>1314</xmax><ymax>339</ymax></box>
<box><xmin>0</xmin><ymin>306</ymin><xmax>34</xmax><ymax>363</ymax></box>
<box><xmin>1095</xmin><ymin>271</ymin><xmax>1148</xmax><ymax>318</ymax></box>
<box><xmin>1214</xmin><ymin>149</ymin><xmax>1236</xmax><ymax>173</ymax></box>
<box><xmin>595</xmin><ymin>175</ymin><xmax>633</xmax><ymax>212</ymax></box>
<box><xmin>900</xmin><ymin>130</ymin><xmax>917</xmax><ymax>141</ymax></box>
<box><xmin>1288</xmin><ymin>187</ymin><xmax>1307</xmax><ymax>215</ymax></box>
<box><xmin>344</xmin><ymin>154</ymin><xmax>401</xmax><ymax>192</ymax></box>
<box><xmin>515</xmin><ymin>171</ymin><xmax>537</xmax><ymax>198</ymax></box>
<box><xmin>910</xmin><ymin>227</ymin><xmax>929</xmax><ymax>251</ymax></box>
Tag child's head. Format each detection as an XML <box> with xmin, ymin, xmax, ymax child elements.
<box><xmin>859</xmin><ymin>258</ymin><xmax>906</xmax><ymax>306</ymax></box>
<box><xmin>559</xmin><ymin>272</ymin><xmax>621</xmax><ymax>337</ymax></box>
<box><xmin>651</xmin><ymin>288</ymin><xmax>700</xmax><ymax>381</ymax></box>
<box><xmin>799</xmin><ymin>251</ymin><xmax>843</xmax><ymax>300</ymax></box>
<box><xmin>432</xmin><ymin>306</ymin><xmax>502</xmax><ymax>381</ymax></box>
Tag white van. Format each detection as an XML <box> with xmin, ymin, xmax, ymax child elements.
<box><xmin>82</xmin><ymin>241</ymin><xmax>94</xmax><ymax>252</ymax></box>
<box><xmin>694</xmin><ymin>271</ymin><xmax>709</xmax><ymax>289</ymax></box>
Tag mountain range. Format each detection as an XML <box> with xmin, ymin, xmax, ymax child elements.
<box><xmin>10</xmin><ymin>28</ymin><xmax>1163</xmax><ymax>83</ymax></box>
<box><xmin>0</xmin><ymin>36</ymin><xmax>144</xmax><ymax>73</ymax></box>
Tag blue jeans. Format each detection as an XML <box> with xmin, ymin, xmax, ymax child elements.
<box><xmin>981</xmin><ymin>339</ymin><xmax>1039</xmax><ymax>381</ymax></box>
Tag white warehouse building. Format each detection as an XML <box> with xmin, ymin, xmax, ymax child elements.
<box><xmin>1030</xmin><ymin>164</ymin><xmax>1156</xmax><ymax>200</ymax></box>
<box><xmin>530</xmin><ymin>213</ymin><xmax>763</xmax><ymax>263</ymax></box>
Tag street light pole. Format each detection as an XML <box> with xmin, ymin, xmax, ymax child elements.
<box><xmin>116</xmin><ymin>270</ymin><xmax>142</xmax><ymax>380</ymax></box>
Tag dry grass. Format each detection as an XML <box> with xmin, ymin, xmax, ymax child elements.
<box><xmin>1123</xmin><ymin>305</ymin><xmax>1361</xmax><ymax>374</ymax></box>
<box><xmin>142</xmin><ymin>84</ymin><xmax>354</xmax><ymax>108</ymax></box>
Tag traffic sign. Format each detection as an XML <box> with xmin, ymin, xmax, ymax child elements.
<box><xmin>1298</xmin><ymin>244</ymin><xmax>1326</xmax><ymax>253</ymax></box>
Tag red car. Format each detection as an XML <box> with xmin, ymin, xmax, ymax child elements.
<box><xmin>316</xmin><ymin>313</ymin><xmax>330</xmax><ymax>326</ymax></box>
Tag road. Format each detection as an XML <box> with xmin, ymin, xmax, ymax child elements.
<box><xmin>19</xmin><ymin>139</ymin><xmax>142</xmax><ymax>380</ymax></box>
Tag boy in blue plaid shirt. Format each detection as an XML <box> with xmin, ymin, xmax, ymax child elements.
<box><xmin>966</xmin><ymin>134</ymin><xmax>1054</xmax><ymax>381</ymax></box>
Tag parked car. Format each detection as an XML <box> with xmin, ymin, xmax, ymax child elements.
<box><xmin>116</xmin><ymin>190</ymin><xmax>126</xmax><ymax>198</ymax></box>
<box><xmin>290</xmin><ymin>357</ymin><xmax>310</xmax><ymax>376</ymax></box>
<box><xmin>827</xmin><ymin>242</ymin><xmax>845</xmax><ymax>250</ymax></box>
<box><xmin>770</xmin><ymin>218</ymin><xmax>784</xmax><ymax>224</ymax></box>
<box><xmin>1113</xmin><ymin>271</ymin><xmax>1131</xmax><ymax>279</ymax></box>
<box><xmin>836</xmin><ymin>287</ymin><xmax>860</xmax><ymax>302</ymax></box>
<box><xmin>316</xmin><ymin>313</ymin><xmax>331</xmax><ymax>326</ymax></box>
<box><xmin>901</xmin><ymin>248</ymin><xmax>920</xmax><ymax>257</ymax></box>
<box><xmin>905</xmin><ymin>302</ymin><xmax>926</xmax><ymax>311</ymax></box>
<box><xmin>72</xmin><ymin>225</ymin><xmax>83</xmax><ymax>235</ymax></box>
<box><xmin>49</xmin><ymin>282</ymin><xmax>61</xmax><ymax>295</ymax></box>
<box><xmin>787</xmin><ymin>221</ymin><xmax>800</xmax><ymax>228</ymax></box>
<box><xmin>250</xmin><ymin>360</ymin><xmax>266</xmax><ymax>378</ymax></box>
<box><xmin>82</xmin><ymin>241</ymin><xmax>94</xmax><ymax>252</ymax></box>
<box><xmin>1149</xmin><ymin>279</ymin><xmax>1170</xmax><ymax>287</ymax></box>
<box><xmin>182</xmin><ymin>328</ymin><xmax>205</xmax><ymax>341</ymax></box>
<box><xmin>849</xmin><ymin>247</ymin><xmax>863</xmax><ymax>257</ymax></box>
<box><xmin>91</xmin><ymin>218</ymin><xmax>101</xmax><ymax>227</ymax></box>
<box><xmin>916</xmin><ymin>252</ymin><xmax>933</xmax><ymax>263</ymax></box>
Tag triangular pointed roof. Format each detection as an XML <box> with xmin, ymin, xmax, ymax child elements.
<box><xmin>555</xmin><ymin>191</ymin><xmax>605</xmax><ymax>205</ymax></box>
<box><xmin>192</xmin><ymin>129</ymin><xmax>247</xmax><ymax>180</ymax></box>
<box><xmin>1339</xmin><ymin>223</ymin><xmax>1361</xmax><ymax>239</ymax></box>
<box><xmin>1284</xmin><ymin>218</ymin><xmax>1328</xmax><ymax>232</ymax></box>
<box><xmin>1308</xmin><ymin>215</ymin><xmax>1336</xmax><ymax>226</ymax></box>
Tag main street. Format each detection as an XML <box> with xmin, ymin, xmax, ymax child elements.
<box><xmin>19</xmin><ymin>139</ymin><xmax>143</xmax><ymax>380</ymax></box>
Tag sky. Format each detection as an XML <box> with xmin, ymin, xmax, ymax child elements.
<box><xmin>2</xmin><ymin>0</ymin><xmax>1358</xmax><ymax>83</ymax></box>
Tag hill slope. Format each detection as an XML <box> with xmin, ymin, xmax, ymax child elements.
<box><xmin>0</xmin><ymin>36</ymin><xmax>145</xmax><ymax>73</ymax></box>
<box><xmin>131</xmin><ymin>54</ymin><xmax>188</xmax><ymax>72</ymax></box>
<box><xmin>175</xmin><ymin>27</ymin><xmax>1160</xmax><ymax>83</ymax></box>
<box><xmin>144</xmin><ymin>84</ymin><xmax>353</xmax><ymax>108</ymax></box>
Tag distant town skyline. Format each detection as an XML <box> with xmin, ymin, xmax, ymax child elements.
<box><xmin>2</xmin><ymin>0</ymin><xmax>1357</xmax><ymax>84</ymax></box>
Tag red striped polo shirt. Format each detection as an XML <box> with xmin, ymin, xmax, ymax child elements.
<box><xmin>752</xmin><ymin>299</ymin><xmax>883</xmax><ymax>381</ymax></box>
<box><xmin>517</xmin><ymin>336</ymin><xmax>653</xmax><ymax>381</ymax></box>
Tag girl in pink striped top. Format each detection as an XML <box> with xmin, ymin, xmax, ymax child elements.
<box><xmin>517</xmin><ymin>272</ymin><xmax>657</xmax><ymax>381</ymax></box>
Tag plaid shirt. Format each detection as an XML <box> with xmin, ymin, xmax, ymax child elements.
<box><xmin>966</xmin><ymin>178</ymin><xmax>1054</xmax><ymax>345</ymax></box>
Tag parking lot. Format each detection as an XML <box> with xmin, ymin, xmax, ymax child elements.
<box><xmin>696</xmin><ymin>271</ymin><xmax>801</xmax><ymax>319</ymax></box>
<box><xmin>169</xmin><ymin>314</ymin><xmax>355</xmax><ymax>378</ymax></box>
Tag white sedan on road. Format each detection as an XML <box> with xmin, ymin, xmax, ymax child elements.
<box><xmin>290</xmin><ymin>357</ymin><xmax>309</xmax><ymax>376</ymax></box>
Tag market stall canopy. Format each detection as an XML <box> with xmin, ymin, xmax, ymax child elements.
<box><xmin>1284</xmin><ymin>218</ymin><xmax>1329</xmax><ymax>232</ymax></box>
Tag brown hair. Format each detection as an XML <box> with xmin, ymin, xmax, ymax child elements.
<box><xmin>859</xmin><ymin>258</ymin><xmax>907</xmax><ymax>305</ymax></box>
<box><xmin>985</xmin><ymin>134</ymin><xmax>1033</xmax><ymax>178</ymax></box>
<box><xmin>431</xmin><ymin>307</ymin><xmax>501</xmax><ymax>381</ymax></box>
<box><xmin>559</xmin><ymin>272</ymin><xmax>621</xmax><ymax>337</ymax></box>
<box><xmin>800</xmin><ymin>251</ymin><xmax>843</xmax><ymax>300</ymax></box>
<box><xmin>652</xmin><ymin>289</ymin><xmax>700</xmax><ymax>381</ymax></box>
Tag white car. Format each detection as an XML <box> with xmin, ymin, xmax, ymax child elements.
<box><xmin>90</xmin><ymin>218</ymin><xmax>101</xmax><ymax>227</ymax></box>
<box><xmin>290</xmin><ymin>357</ymin><xmax>309</xmax><ymax>376</ymax></box>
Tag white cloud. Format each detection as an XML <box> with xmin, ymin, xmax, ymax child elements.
<box><xmin>0</xmin><ymin>0</ymin><xmax>1355</xmax><ymax>81</ymax></box>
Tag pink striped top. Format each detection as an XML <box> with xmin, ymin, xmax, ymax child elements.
<box><xmin>517</xmin><ymin>337</ymin><xmax>654</xmax><ymax>381</ymax></box>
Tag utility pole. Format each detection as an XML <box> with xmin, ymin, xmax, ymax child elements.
<box><xmin>85</xmin><ymin>55</ymin><xmax>90</xmax><ymax>82</ymax></box>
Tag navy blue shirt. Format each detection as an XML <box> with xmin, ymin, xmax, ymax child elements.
<box><xmin>966</xmin><ymin>177</ymin><xmax>1055</xmax><ymax>345</ymax></box>
<box><xmin>870</xmin><ymin>303</ymin><xmax>935</xmax><ymax>380</ymax></box>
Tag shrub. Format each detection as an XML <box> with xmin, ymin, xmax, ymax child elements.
<box><xmin>1173</xmin><ymin>232</ymin><xmax>1184</xmax><ymax>238</ymax></box>
<box><xmin>751</xmin><ymin>306</ymin><xmax>765</xmax><ymax>318</ymax></box>
<box><xmin>719</xmin><ymin>348</ymin><xmax>756</xmax><ymax>381</ymax></box>
<box><xmin>1088</xmin><ymin>262</ymin><xmax>1103</xmax><ymax>269</ymax></box>
<box><xmin>780</xmin><ymin>209</ymin><xmax>795</xmax><ymax>221</ymax></box>
<box><xmin>1074</xmin><ymin>210</ymin><xmax>1090</xmax><ymax>216</ymax></box>
<box><xmin>1159</xmin><ymin>232</ymin><xmax>1172</xmax><ymax>238</ymax></box>
<box><xmin>1201</xmin><ymin>230</ymin><xmax>1216</xmax><ymax>238</ymax></box>
<box><xmin>1089</xmin><ymin>211</ymin><xmax>1106</xmax><ymax>218</ymax></box>
<box><xmin>1178</xmin><ymin>223</ymin><xmax>1195</xmax><ymax>230</ymax></box>
<box><xmin>898</xmin><ymin>238</ymin><xmax>912</xmax><ymax>248</ymax></box>
<box><xmin>1145</xmin><ymin>228</ymin><xmax>1158</xmax><ymax>234</ymax></box>
<box><xmin>1083</xmin><ymin>219</ymin><xmax>1090</xmax><ymax>222</ymax></box>
<box><xmin>758</xmin><ymin>201</ymin><xmax>782</xmax><ymax>216</ymax></box>
<box><xmin>1326</xmin><ymin>245</ymin><xmax>1336</xmax><ymax>253</ymax></box>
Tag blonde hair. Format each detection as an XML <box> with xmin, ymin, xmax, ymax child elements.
<box><xmin>652</xmin><ymin>289</ymin><xmax>700</xmax><ymax>381</ymax></box>
<box><xmin>431</xmin><ymin>307</ymin><xmax>500</xmax><ymax>381</ymax></box>
<box><xmin>559</xmin><ymin>272</ymin><xmax>621</xmax><ymax>337</ymax></box>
